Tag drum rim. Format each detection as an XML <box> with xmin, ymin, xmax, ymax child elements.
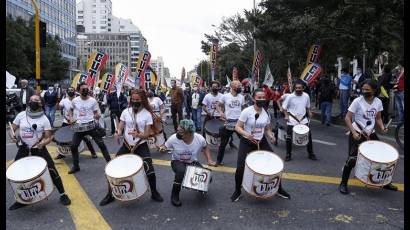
<box><xmin>357</xmin><ymin>140</ymin><xmax>399</xmax><ymax>163</ymax></box>
<box><xmin>292</xmin><ymin>124</ymin><xmax>310</xmax><ymax>133</ymax></box>
<box><xmin>6</xmin><ymin>156</ymin><xmax>48</xmax><ymax>183</ymax></box>
<box><xmin>204</xmin><ymin>118</ymin><xmax>224</xmax><ymax>136</ymax></box>
<box><xmin>244</xmin><ymin>150</ymin><xmax>284</xmax><ymax>176</ymax></box>
<box><xmin>105</xmin><ymin>154</ymin><xmax>145</xmax><ymax>179</ymax></box>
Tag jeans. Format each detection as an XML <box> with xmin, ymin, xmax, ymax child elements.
<box><xmin>339</xmin><ymin>89</ymin><xmax>350</xmax><ymax>117</ymax></box>
<box><xmin>320</xmin><ymin>101</ymin><xmax>332</xmax><ymax>125</ymax></box>
<box><xmin>395</xmin><ymin>91</ymin><xmax>404</xmax><ymax>122</ymax></box>
<box><xmin>171</xmin><ymin>105</ymin><xmax>183</xmax><ymax>131</ymax></box>
<box><xmin>191</xmin><ymin>108</ymin><xmax>202</xmax><ymax>129</ymax></box>
<box><xmin>45</xmin><ymin>105</ymin><xmax>56</xmax><ymax>127</ymax></box>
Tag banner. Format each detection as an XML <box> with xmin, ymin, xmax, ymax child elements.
<box><xmin>100</xmin><ymin>73</ymin><xmax>116</xmax><ymax>93</ymax></box>
<box><xmin>306</xmin><ymin>44</ymin><xmax>321</xmax><ymax>66</ymax></box>
<box><xmin>263</xmin><ymin>64</ymin><xmax>274</xmax><ymax>87</ymax></box>
<box><xmin>85</xmin><ymin>49</ymin><xmax>108</xmax><ymax>89</ymax></box>
<box><xmin>252</xmin><ymin>50</ymin><xmax>263</xmax><ymax>87</ymax></box>
<box><xmin>299</xmin><ymin>63</ymin><xmax>322</xmax><ymax>85</ymax></box>
<box><xmin>6</xmin><ymin>71</ymin><xmax>16</xmax><ymax>89</ymax></box>
<box><xmin>232</xmin><ymin>66</ymin><xmax>239</xmax><ymax>81</ymax></box>
<box><xmin>226</xmin><ymin>74</ymin><xmax>232</xmax><ymax>85</ymax></box>
<box><xmin>210</xmin><ymin>40</ymin><xmax>218</xmax><ymax>81</ymax></box>
<box><xmin>136</xmin><ymin>50</ymin><xmax>151</xmax><ymax>90</ymax></box>
<box><xmin>114</xmin><ymin>63</ymin><xmax>129</xmax><ymax>95</ymax></box>
<box><xmin>287</xmin><ymin>65</ymin><xmax>293</xmax><ymax>92</ymax></box>
<box><xmin>71</xmin><ymin>72</ymin><xmax>88</xmax><ymax>89</ymax></box>
<box><xmin>181</xmin><ymin>67</ymin><xmax>186</xmax><ymax>83</ymax></box>
<box><xmin>125</xmin><ymin>73</ymin><xmax>137</xmax><ymax>89</ymax></box>
<box><xmin>143</xmin><ymin>66</ymin><xmax>158</xmax><ymax>90</ymax></box>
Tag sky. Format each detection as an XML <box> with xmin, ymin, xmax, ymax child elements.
<box><xmin>110</xmin><ymin>0</ymin><xmax>255</xmax><ymax>78</ymax></box>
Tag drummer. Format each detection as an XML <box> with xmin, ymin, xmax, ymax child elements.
<box><xmin>339</xmin><ymin>79</ymin><xmax>397</xmax><ymax>194</ymax></box>
<box><xmin>147</xmin><ymin>88</ymin><xmax>167</xmax><ymax>139</ymax></box>
<box><xmin>8</xmin><ymin>95</ymin><xmax>71</xmax><ymax>210</ymax></box>
<box><xmin>55</xmin><ymin>86</ymin><xmax>97</xmax><ymax>160</ymax></box>
<box><xmin>282</xmin><ymin>80</ymin><xmax>317</xmax><ymax>162</ymax></box>
<box><xmin>215</xmin><ymin>80</ymin><xmax>245</xmax><ymax>165</ymax></box>
<box><xmin>67</xmin><ymin>82</ymin><xmax>111</xmax><ymax>174</ymax></box>
<box><xmin>99</xmin><ymin>89</ymin><xmax>163</xmax><ymax>206</ymax></box>
<box><xmin>201</xmin><ymin>80</ymin><xmax>223</xmax><ymax>135</ymax></box>
<box><xmin>231</xmin><ymin>89</ymin><xmax>290</xmax><ymax>202</ymax></box>
<box><xmin>160</xmin><ymin>119</ymin><xmax>216</xmax><ymax>207</ymax></box>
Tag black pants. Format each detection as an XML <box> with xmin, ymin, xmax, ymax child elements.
<box><xmin>380</xmin><ymin>97</ymin><xmax>390</xmax><ymax>124</ymax></box>
<box><xmin>217</xmin><ymin>126</ymin><xmax>239</xmax><ymax>163</ymax></box>
<box><xmin>272</xmin><ymin>102</ymin><xmax>279</xmax><ymax>119</ymax></box>
<box><xmin>62</xmin><ymin>122</ymin><xmax>96</xmax><ymax>155</ymax></box>
<box><xmin>171</xmin><ymin>105</ymin><xmax>183</xmax><ymax>131</ymax></box>
<box><xmin>15</xmin><ymin>146</ymin><xmax>65</xmax><ymax>194</ymax></box>
<box><xmin>234</xmin><ymin>137</ymin><xmax>280</xmax><ymax>191</ymax></box>
<box><xmin>171</xmin><ymin>160</ymin><xmax>203</xmax><ymax>185</ymax></box>
<box><xmin>110</xmin><ymin>110</ymin><xmax>121</xmax><ymax>135</ymax></box>
<box><xmin>185</xmin><ymin>107</ymin><xmax>192</xmax><ymax>119</ymax></box>
<box><xmin>71</xmin><ymin>127</ymin><xmax>111</xmax><ymax>167</ymax></box>
<box><xmin>285</xmin><ymin>124</ymin><xmax>313</xmax><ymax>155</ymax></box>
<box><xmin>341</xmin><ymin>132</ymin><xmax>379</xmax><ymax>184</ymax></box>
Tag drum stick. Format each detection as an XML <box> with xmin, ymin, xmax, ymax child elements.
<box><xmin>8</xmin><ymin>122</ymin><xmax>19</xmax><ymax>147</ymax></box>
<box><xmin>385</xmin><ymin>118</ymin><xmax>392</xmax><ymax>129</ymax></box>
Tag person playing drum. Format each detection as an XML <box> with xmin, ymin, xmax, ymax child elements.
<box><xmin>231</xmin><ymin>89</ymin><xmax>290</xmax><ymax>202</ymax></box>
<box><xmin>55</xmin><ymin>86</ymin><xmax>97</xmax><ymax>160</ymax></box>
<box><xmin>215</xmin><ymin>80</ymin><xmax>245</xmax><ymax>165</ymax></box>
<box><xmin>201</xmin><ymin>80</ymin><xmax>223</xmax><ymax>134</ymax></box>
<box><xmin>282</xmin><ymin>80</ymin><xmax>317</xmax><ymax>162</ymax></box>
<box><xmin>160</xmin><ymin>119</ymin><xmax>216</xmax><ymax>207</ymax></box>
<box><xmin>339</xmin><ymin>79</ymin><xmax>397</xmax><ymax>194</ymax></box>
<box><xmin>147</xmin><ymin>88</ymin><xmax>167</xmax><ymax>140</ymax></box>
<box><xmin>8</xmin><ymin>95</ymin><xmax>71</xmax><ymax>210</ymax></box>
<box><xmin>99</xmin><ymin>89</ymin><xmax>164</xmax><ymax>206</ymax></box>
<box><xmin>66</xmin><ymin>82</ymin><xmax>112</xmax><ymax>174</ymax></box>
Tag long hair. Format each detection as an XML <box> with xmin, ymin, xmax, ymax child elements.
<box><xmin>129</xmin><ymin>89</ymin><xmax>160</xmax><ymax>135</ymax></box>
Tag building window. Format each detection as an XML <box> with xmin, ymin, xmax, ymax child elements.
<box><xmin>92</xmin><ymin>26</ymin><xmax>96</xmax><ymax>29</ymax></box>
<box><xmin>101</xmin><ymin>10</ymin><xmax>106</xmax><ymax>14</ymax></box>
<box><xmin>92</xmin><ymin>10</ymin><xmax>96</xmax><ymax>13</ymax></box>
<box><xmin>78</xmin><ymin>10</ymin><xmax>83</xmax><ymax>14</ymax></box>
<box><xmin>78</xmin><ymin>16</ymin><xmax>83</xmax><ymax>19</ymax></box>
<box><xmin>92</xmin><ymin>20</ymin><xmax>96</xmax><ymax>24</ymax></box>
<box><xmin>101</xmin><ymin>21</ymin><xmax>106</xmax><ymax>24</ymax></box>
<box><xmin>100</xmin><ymin>26</ymin><xmax>106</xmax><ymax>29</ymax></box>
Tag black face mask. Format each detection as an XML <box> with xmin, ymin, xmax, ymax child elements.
<box><xmin>295</xmin><ymin>90</ymin><xmax>303</xmax><ymax>95</ymax></box>
<box><xmin>147</xmin><ymin>92</ymin><xmax>154</xmax><ymax>98</ymax></box>
<box><xmin>255</xmin><ymin>100</ymin><xmax>266</xmax><ymax>108</ymax></box>
<box><xmin>81</xmin><ymin>89</ymin><xmax>89</xmax><ymax>97</ymax></box>
<box><xmin>235</xmin><ymin>88</ymin><xmax>242</xmax><ymax>94</ymax></box>
<box><xmin>29</xmin><ymin>101</ymin><xmax>40</xmax><ymax>111</ymax></box>
<box><xmin>212</xmin><ymin>88</ymin><xmax>218</xmax><ymax>94</ymax></box>
<box><xmin>67</xmin><ymin>92</ymin><xmax>75</xmax><ymax>97</ymax></box>
<box><xmin>176</xmin><ymin>133</ymin><xmax>183</xmax><ymax>140</ymax></box>
<box><xmin>363</xmin><ymin>92</ymin><xmax>373</xmax><ymax>98</ymax></box>
<box><xmin>132</xmin><ymin>102</ymin><xmax>142</xmax><ymax>110</ymax></box>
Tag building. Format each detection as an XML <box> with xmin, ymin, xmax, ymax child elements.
<box><xmin>6</xmin><ymin>0</ymin><xmax>78</xmax><ymax>81</ymax></box>
<box><xmin>76</xmin><ymin>33</ymin><xmax>130</xmax><ymax>73</ymax></box>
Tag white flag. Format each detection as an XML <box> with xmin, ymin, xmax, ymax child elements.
<box><xmin>6</xmin><ymin>71</ymin><xmax>16</xmax><ymax>89</ymax></box>
<box><xmin>263</xmin><ymin>65</ymin><xmax>274</xmax><ymax>87</ymax></box>
<box><xmin>226</xmin><ymin>74</ymin><xmax>231</xmax><ymax>85</ymax></box>
<box><xmin>287</xmin><ymin>64</ymin><xmax>293</xmax><ymax>92</ymax></box>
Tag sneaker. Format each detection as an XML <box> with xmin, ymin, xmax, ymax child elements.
<box><xmin>151</xmin><ymin>191</ymin><xmax>164</xmax><ymax>202</ymax></box>
<box><xmin>230</xmin><ymin>190</ymin><xmax>241</xmax><ymax>202</ymax></box>
<box><xmin>285</xmin><ymin>155</ymin><xmax>292</xmax><ymax>162</ymax></box>
<box><xmin>216</xmin><ymin>161</ymin><xmax>224</xmax><ymax>166</ymax></box>
<box><xmin>277</xmin><ymin>188</ymin><xmax>291</xmax><ymax>199</ymax></box>
<box><xmin>91</xmin><ymin>154</ymin><xmax>98</xmax><ymax>159</ymax></box>
<box><xmin>60</xmin><ymin>194</ymin><xmax>71</xmax><ymax>205</ymax></box>
<box><xmin>108</xmin><ymin>134</ymin><xmax>114</xmax><ymax>137</ymax></box>
<box><xmin>308</xmin><ymin>153</ymin><xmax>318</xmax><ymax>161</ymax></box>
<box><xmin>339</xmin><ymin>183</ymin><xmax>349</xmax><ymax>194</ymax></box>
<box><xmin>99</xmin><ymin>193</ymin><xmax>115</xmax><ymax>206</ymax></box>
<box><xmin>383</xmin><ymin>183</ymin><xmax>398</xmax><ymax>191</ymax></box>
<box><xmin>68</xmin><ymin>166</ymin><xmax>80</xmax><ymax>174</ymax></box>
<box><xmin>55</xmin><ymin>154</ymin><xmax>66</xmax><ymax>160</ymax></box>
<box><xmin>8</xmin><ymin>202</ymin><xmax>27</xmax><ymax>211</ymax></box>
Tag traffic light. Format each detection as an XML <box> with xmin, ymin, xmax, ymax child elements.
<box><xmin>40</xmin><ymin>21</ymin><xmax>47</xmax><ymax>47</ymax></box>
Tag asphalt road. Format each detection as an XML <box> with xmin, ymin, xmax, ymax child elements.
<box><xmin>5</xmin><ymin>114</ymin><xmax>404</xmax><ymax>230</ymax></box>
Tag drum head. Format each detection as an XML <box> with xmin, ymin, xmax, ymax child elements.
<box><xmin>105</xmin><ymin>154</ymin><xmax>143</xmax><ymax>178</ymax></box>
<box><xmin>359</xmin><ymin>141</ymin><xmax>398</xmax><ymax>163</ymax></box>
<box><xmin>6</xmin><ymin>156</ymin><xmax>47</xmax><ymax>181</ymax></box>
<box><xmin>205</xmin><ymin>119</ymin><xmax>224</xmax><ymax>134</ymax></box>
<box><xmin>246</xmin><ymin>151</ymin><xmax>284</xmax><ymax>175</ymax></box>
<box><xmin>293</xmin><ymin>124</ymin><xmax>309</xmax><ymax>134</ymax></box>
<box><xmin>53</xmin><ymin>126</ymin><xmax>74</xmax><ymax>143</ymax></box>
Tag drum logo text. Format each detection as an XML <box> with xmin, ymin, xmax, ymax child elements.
<box><xmin>368</xmin><ymin>164</ymin><xmax>396</xmax><ymax>184</ymax></box>
<box><xmin>111</xmin><ymin>180</ymin><xmax>134</xmax><ymax>197</ymax></box>
<box><xmin>190</xmin><ymin>171</ymin><xmax>208</xmax><ymax>186</ymax></box>
<box><xmin>253</xmin><ymin>176</ymin><xmax>280</xmax><ymax>196</ymax></box>
<box><xmin>18</xmin><ymin>179</ymin><xmax>45</xmax><ymax>202</ymax></box>
<box><xmin>296</xmin><ymin>136</ymin><xmax>308</xmax><ymax>145</ymax></box>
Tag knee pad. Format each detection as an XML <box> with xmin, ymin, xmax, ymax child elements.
<box><xmin>143</xmin><ymin>157</ymin><xmax>155</xmax><ymax>176</ymax></box>
<box><xmin>345</xmin><ymin>156</ymin><xmax>357</xmax><ymax>168</ymax></box>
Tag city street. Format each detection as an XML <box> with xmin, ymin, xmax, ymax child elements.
<box><xmin>6</xmin><ymin>115</ymin><xmax>404</xmax><ymax>230</ymax></box>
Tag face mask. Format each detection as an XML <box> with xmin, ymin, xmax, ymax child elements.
<box><xmin>176</xmin><ymin>133</ymin><xmax>183</xmax><ymax>140</ymax></box>
<box><xmin>147</xmin><ymin>92</ymin><xmax>154</xmax><ymax>97</ymax></box>
<box><xmin>235</xmin><ymin>88</ymin><xmax>242</xmax><ymax>94</ymax></box>
<box><xmin>193</xmin><ymin>87</ymin><xmax>198</xmax><ymax>91</ymax></box>
<box><xmin>212</xmin><ymin>88</ymin><xmax>218</xmax><ymax>94</ymax></box>
<box><xmin>67</xmin><ymin>91</ymin><xmax>75</xmax><ymax>97</ymax></box>
<box><xmin>295</xmin><ymin>90</ymin><xmax>303</xmax><ymax>95</ymax></box>
<box><xmin>255</xmin><ymin>100</ymin><xmax>266</xmax><ymax>108</ymax></box>
<box><xmin>29</xmin><ymin>101</ymin><xmax>40</xmax><ymax>111</ymax></box>
<box><xmin>132</xmin><ymin>101</ymin><xmax>142</xmax><ymax>110</ymax></box>
<box><xmin>81</xmin><ymin>89</ymin><xmax>89</xmax><ymax>97</ymax></box>
<box><xmin>363</xmin><ymin>92</ymin><xmax>373</xmax><ymax>98</ymax></box>
<box><xmin>48</xmin><ymin>87</ymin><xmax>54</xmax><ymax>92</ymax></box>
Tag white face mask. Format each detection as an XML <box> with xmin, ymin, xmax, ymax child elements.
<box><xmin>48</xmin><ymin>87</ymin><xmax>54</xmax><ymax>92</ymax></box>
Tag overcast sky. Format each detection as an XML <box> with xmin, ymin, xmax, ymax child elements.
<box><xmin>109</xmin><ymin>0</ymin><xmax>255</xmax><ymax>78</ymax></box>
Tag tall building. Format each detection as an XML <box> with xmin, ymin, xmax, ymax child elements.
<box><xmin>6</xmin><ymin>0</ymin><xmax>78</xmax><ymax>80</ymax></box>
<box><xmin>76</xmin><ymin>33</ymin><xmax>130</xmax><ymax>73</ymax></box>
<box><xmin>150</xmin><ymin>56</ymin><xmax>165</xmax><ymax>81</ymax></box>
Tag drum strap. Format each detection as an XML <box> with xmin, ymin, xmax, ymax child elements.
<box><xmin>289</xmin><ymin>113</ymin><xmax>306</xmax><ymax>123</ymax></box>
<box><xmin>355</xmin><ymin>123</ymin><xmax>372</xmax><ymax>140</ymax></box>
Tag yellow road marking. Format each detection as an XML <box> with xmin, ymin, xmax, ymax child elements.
<box><xmin>6</xmin><ymin>146</ymin><xmax>112</xmax><ymax>230</ymax></box>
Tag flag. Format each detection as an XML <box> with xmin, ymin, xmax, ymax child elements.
<box><xmin>136</xmin><ymin>50</ymin><xmax>151</xmax><ymax>90</ymax></box>
<box><xmin>85</xmin><ymin>49</ymin><xmax>108</xmax><ymax>90</ymax></box>
<box><xmin>299</xmin><ymin>63</ymin><xmax>322</xmax><ymax>85</ymax></box>
<box><xmin>252</xmin><ymin>50</ymin><xmax>263</xmax><ymax>86</ymax></box>
<box><xmin>232</xmin><ymin>66</ymin><xmax>239</xmax><ymax>81</ymax></box>
<box><xmin>114</xmin><ymin>63</ymin><xmax>129</xmax><ymax>95</ymax></box>
<box><xmin>306</xmin><ymin>44</ymin><xmax>322</xmax><ymax>66</ymax></box>
<box><xmin>226</xmin><ymin>74</ymin><xmax>231</xmax><ymax>85</ymax></box>
<box><xmin>181</xmin><ymin>67</ymin><xmax>186</xmax><ymax>83</ymax></box>
<box><xmin>287</xmin><ymin>64</ymin><xmax>293</xmax><ymax>92</ymax></box>
<box><xmin>72</xmin><ymin>72</ymin><xmax>88</xmax><ymax>89</ymax></box>
<box><xmin>142</xmin><ymin>66</ymin><xmax>158</xmax><ymax>91</ymax></box>
<box><xmin>100</xmin><ymin>73</ymin><xmax>116</xmax><ymax>94</ymax></box>
<box><xmin>6</xmin><ymin>71</ymin><xmax>16</xmax><ymax>89</ymax></box>
<box><xmin>210</xmin><ymin>40</ymin><xmax>218</xmax><ymax>81</ymax></box>
<box><xmin>262</xmin><ymin>64</ymin><xmax>274</xmax><ymax>87</ymax></box>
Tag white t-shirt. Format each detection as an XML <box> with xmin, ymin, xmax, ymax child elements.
<box><xmin>22</xmin><ymin>90</ymin><xmax>27</xmax><ymax>105</ymax></box>
<box><xmin>165</xmin><ymin>133</ymin><xmax>207</xmax><ymax>163</ymax></box>
<box><xmin>239</xmin><ymin>106</ymin><xmax>270</xmax><ymax>140</ymax></box>
<box><xmin>72</xmin><ymin>96</ymin><xmax>99</xmax><ymax>124</ymax></box>
<box><xmin>59</xmin><ymin>97</ymin><xmax>73</xmax><ymax>123</ymax></box>
<box><xmin>191</xmin><ymin>92</ymin><xmax>200</xmax><ymax>109</ymax></box>
<box><xmin>282</xmin><ymin>92</ymin><xmax>310</xmax><ymax>125</ymax></box>
<box><xmin>202</xmin><ymin>93</ymin><xmax>223</xmax><ymax>117</ymax></box>
<box><xmin>13</xmin><ymin>111</ymin><xmax>51</xmax><ymax>148</ymax></box>
<box><xmin>148</xmin><ymin>97</ymin><xmax>163</xmax><ymax>113</ymax></box>
<box><xmin>348</xmin><ymin>96</ymin><xmax>383</xmax><ymax>135</ymax></box>
<box><xmin>221</xmin><ymin>93</ymin><xmax>245</xmax><ymax>120</ymax></box>
<box><xmin>120</xmin><ymin>108</ymin><xmax>153</xmax><ymax>145</ymax></box>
